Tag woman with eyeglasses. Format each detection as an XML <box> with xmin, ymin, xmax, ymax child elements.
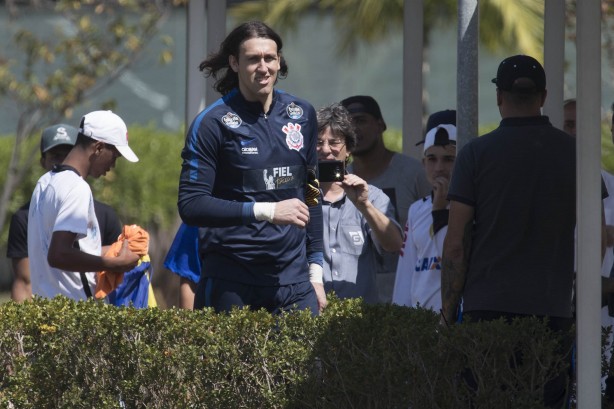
<box><xmin>316</xmin><ymin>103</ymin><xmax>402</xmax><ymax>304</ymax></box>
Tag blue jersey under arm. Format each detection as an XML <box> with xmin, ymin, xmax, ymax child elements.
<box><xmin>303</xmin><ymin>110</ymin><xmax>323</xmax><ymax>266</ymax></box>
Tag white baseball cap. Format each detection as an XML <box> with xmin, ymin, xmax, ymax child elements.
<box><xmin>79</xmin><ymin>110</ymin><xmax>139</xmax><ymax>162</ymax></box>
<box><xmin>421</xmin><ymin>124</ymin><xmax>457</xmax><ymax>155</ymax></box>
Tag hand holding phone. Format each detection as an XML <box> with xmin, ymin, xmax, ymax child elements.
<box><xmin>318</xmin><ymin>160</ymin><xmax>345</xmax><ymax>182</ymax></box>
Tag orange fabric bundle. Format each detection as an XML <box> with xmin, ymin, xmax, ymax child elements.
<box><xmin>95</xmin><ymin>224</ymin><xmax>149</xmax><ymax>300</ymax></box>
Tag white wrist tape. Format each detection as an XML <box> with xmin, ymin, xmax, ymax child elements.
<box><xmin>309</xmin><ymin>263</ymin><xmax>323</xmax><ymax>284</ymax></box>
<box><xmin>253</xmin><ymin>202</ymin><xmax>276</xmax><ymax>223</ymax></box>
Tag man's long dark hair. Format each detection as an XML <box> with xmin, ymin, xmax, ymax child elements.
<box><xmin>199</xmin><ymin>21</ymin><xmax>288</xmax><ymax>96</ymax></box>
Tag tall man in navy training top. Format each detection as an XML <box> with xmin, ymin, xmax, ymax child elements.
<box><xmin>441</xmin><ymin>55</ymin><xmax>575</xmax><ymax>408</ymax></box>
<box><xmin>178</xmin><ymin>21</ymin><xmax>326</xmax><ymax>314</ymax></box>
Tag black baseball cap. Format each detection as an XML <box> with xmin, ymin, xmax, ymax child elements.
<box><xmin>426</xmin><ymin>109</ymin><xmax>456</xmax><ymax>133</ymax></box>
<box><xmin>340</xmin><ymin>95</ymin><xmax>387</xmax><ymax>130</ymax></box>
<box><xmin>492</xmin><ymin>55</ymin><xmax>546</xmax><ymax>93</ymax></box>
<box><xmin>40</xmin><ymin>124</ymin><xmax>78</xmax><ymax>154</ymax></box>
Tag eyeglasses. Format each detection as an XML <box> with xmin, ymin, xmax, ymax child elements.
<box><xmin>317</xmin><ymin>139</ymin><xmax>345</xmax><ymax>150</ymax></box>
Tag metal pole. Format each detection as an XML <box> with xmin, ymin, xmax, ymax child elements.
<box><xmin>402</xmin><ymin>0</ymin><xmax>424</xmax><ymax>159</ymax></box>
<box><xmin>575</xmin><ymin>0</ymin><xmax>602</xmax><ymax>407</ymax></box>
<box><xmin>456</xmin><ymin>0</ymin><xmax>478</xmax><ymax>150</ymax></box>
<box><xmin>185</xmin><ymin>0</ymin><xmax>207</xmax><ymax>127</ymax></box>
<box><xmin>205</xmin><ymin>0</ymin><xmax>227</xmax><ymax>108</ymax></box>
<box><xmin>543</xmin><ymin>0</ymin><xmax>565</xmax><ymax>128</ymax></box>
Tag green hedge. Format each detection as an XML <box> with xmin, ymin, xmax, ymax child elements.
<box><xmin>0</xmin><ymin>297</ymin><xmax>597</xmax><ymax>408</ymax></box>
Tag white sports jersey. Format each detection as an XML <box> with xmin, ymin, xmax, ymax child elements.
<box><xmin>393</xmin><ymin>195</ymin><xmax>446</xmax><ymax>311</ymax></box>
<box><xmin>28</xmin><ymin>170</ymin><xmax>100</xmax><ymax>300</ymax></box>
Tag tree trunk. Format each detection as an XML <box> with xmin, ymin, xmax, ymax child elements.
<box><xmin>0</xmin><ymin>109</ymin><xmax>45</xmax><ymax>235</ymax></box>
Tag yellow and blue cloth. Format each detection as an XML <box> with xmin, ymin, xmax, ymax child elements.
<box><xmin>96</xmin><ymin>224</ymin><xmax>157</xmax><ymax>308</ymax></box>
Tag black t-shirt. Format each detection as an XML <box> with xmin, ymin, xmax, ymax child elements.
<box><xmin>448</xmin><ymin>116</ymin><xmax>576</xmax><ymax>318</ymax></box>
<box><xmin>6</xmin><ymin>200</ymin><xmax>122</xmax><ymax>259</ymax></box>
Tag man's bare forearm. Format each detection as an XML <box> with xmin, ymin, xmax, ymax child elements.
<box><xmin>441</xmin><ymin>220</ymin><xmax>472</xmax><ymax>324</ymax></box>
<box><xmin>441</xmin><ymin>257</ymin><xmax>466</xmax><ymax>324</ymax></box>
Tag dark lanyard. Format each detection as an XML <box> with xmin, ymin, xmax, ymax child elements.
<box><xmin>51</xmin><ymin>164</ymin><xmax>93</xmax><ymax>298</ymax></box>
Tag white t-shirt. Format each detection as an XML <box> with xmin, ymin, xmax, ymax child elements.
<box><xmin>28</xmin><ymin>169</ymin><xmax>100</xmax><ymax>300</ymax></box>
<box><xmin>393</xmin><ymin>195</ymin><xmax>446</xmax><ymax>311</ymax></box>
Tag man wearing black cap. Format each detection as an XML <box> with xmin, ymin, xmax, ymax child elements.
<box><xmin>441</xmin><ymin>55</ymin><xmax>575</xmax><ymax>407</ymax></box>
<box><xmin>341</xmin><ymin>95</ymin><xmax>431</xmax><ymax>303</ymax></box>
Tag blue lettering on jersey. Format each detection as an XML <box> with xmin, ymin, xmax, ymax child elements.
<box><xmin>415</xmin><ymin>256</ymin><xmax>442</xmax><ymax>272</ymax></box>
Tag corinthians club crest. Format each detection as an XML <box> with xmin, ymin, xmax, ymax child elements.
<box><xmin>282</xmin><ymin>122</ymin><xmax>304</xmax><ymax>151</ymax></box>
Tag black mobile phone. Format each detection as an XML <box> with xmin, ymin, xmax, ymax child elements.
<box><xmin>318</xmin><ymin>160</ymin><xmax>345</xmax><ymax>182</ymax></box>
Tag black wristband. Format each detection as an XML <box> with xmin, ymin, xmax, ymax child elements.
<box><xmin>432</xmin><ymin>209</ymin><xmax>449</xmax><ymax>235</ymax></box>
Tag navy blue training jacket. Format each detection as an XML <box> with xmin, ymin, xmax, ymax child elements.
<box><xmin>178</xmin><ymin>88</ymin><xmax>323</xmax><ymax>286</ymax></box>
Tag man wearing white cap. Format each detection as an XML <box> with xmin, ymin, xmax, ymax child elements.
<box><xmin>393</xmin><ymin>115</ymin><xmax>457</xmax><ymax>312</ymax></box>
<box><xmin>7</xmin><ymin>123</ymin><xmax>123</xmax><ymax>302</ymax></box>
<box><xmin>28</xmin><ymin>110</ymin><xmax>140</xmax><ymax>300</ymax></box>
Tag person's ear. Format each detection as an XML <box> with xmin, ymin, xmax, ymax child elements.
<box><xmin>94</xmin><ymin>141</ymin><xmax>105</xmax><ymax>155</ymax></box>
<box><xmin>229</xmin><ymin>54</ymin><xmax>239</xmax><ymax>72</ymax></box>
<box><xmin>378</xmin><ymin>119</ymin><xmax>386</xmax><ymax>132</ymax></box>
<box><xmin>540</xmin><ymin>89</ymin><xmax>548</xmax><ymax>107</ymax></box>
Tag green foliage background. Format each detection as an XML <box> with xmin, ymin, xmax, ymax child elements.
<box><xmin>0</xmin><ymin>125</ymin><xmax>184</xmax><ymax>245</ymax></box>
<box><xmin>89</xmin><ymin>125</ymin><xmax>184</xmax><ymax>230</ymax></box>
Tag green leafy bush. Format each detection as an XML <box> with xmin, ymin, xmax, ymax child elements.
<box><xmin>0</xmin><ymin>296</ymin><xmax>589</xmax><ymax>409</ymax></box>
<box><xmin>88</xmin><ymin>124</ymin><xmax>184</xmax><ymax>230</ymax></box>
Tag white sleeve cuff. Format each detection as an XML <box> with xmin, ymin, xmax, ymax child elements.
<box><xmin>253</xmin><ymin>202</ymin><xmax>276</xmax><ymax>223</ymax></box>
<box><xmin>309</xmin><ymin>263</ymin><xmax>323</xmax><ymax>284</ymax></box>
